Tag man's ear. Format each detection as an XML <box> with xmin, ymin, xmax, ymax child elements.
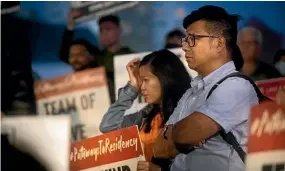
<box><xmin>216</xmin><ymin>37</ymin><xmax>226</xmax><ymax>53</ymax></box>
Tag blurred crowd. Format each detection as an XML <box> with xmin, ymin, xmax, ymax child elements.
<box><xmin>58</xmin><ymin>10</ymin><xmax>188</xmax><ymax>103</ymax></box>
<box><xmin>1</xmin><ymin>4</ymin><xmax>285</xmax><ymax>171</ymax></box>
<box><xmin>2</xmin><ymin>8</ymin><xmax>285</xmax><ymax>116</ymax></box>
<box><xmin>58</xmin><ymin>10</ymin><xmax>284</xmax><ymax>104</ymax></box>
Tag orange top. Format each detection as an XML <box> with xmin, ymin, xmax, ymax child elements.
<box><xmin>139</xmin><ymin>113</ymin><xmax>163</xmax><ymax>161</ymax></box>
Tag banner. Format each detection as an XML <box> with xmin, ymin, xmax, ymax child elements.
<box><xmin>71</xmin><ymin>1</ymin><xmax>139</xmax><ymax>24</ymax></box>
<box><xmin>114</xmin><ymin>48</ymin><xmax>198</xmax><ymax>115</ymax></box>
<box><xmin>70</xmin><ymin>126</ymin><xmax>145</xmax><ymax>171</ymax></box>
<box><xmin>34</xmin><ymin>67</ymin><xmax>110</xmax><ymax>141</ymax></box>
<box><xmin>246</xmin><ymin>101</ymin><xmax>285</xmax><ymax>171</ymax></box>
<box><xmin>256</xmin><ymin>77</ymin><xmax>285</xmax><ymax>100</ymax></box>
<box><xmin>1</xmin><ymin>115</ymin><xmax>71</xmax><ymax>171</ymax></box>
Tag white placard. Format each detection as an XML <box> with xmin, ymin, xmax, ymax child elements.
<box><xmin>34</xmin><ymin>67</ymin><xmax>110</xmax><ymax>141</ymax></box>
<box><xmin>1</xmin><ymin>115</ymin><xmax>71</xmax><ymax>171</ymax></box>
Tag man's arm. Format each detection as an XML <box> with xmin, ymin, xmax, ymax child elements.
<box><xmin>59</xmin><ymin>10</ymin><xmax>80</xmax><ymax>63</ymax></box>
<box><xmin>172</xmin><ymin>112</ymin><xmax>220</xmax><ymax>145</ymax></box>
<box><xmin>152</xmin><ymin>125</ymin><xmax>177</xmax><ymax>159</ymax></box>
<box><xmin>59</xmin><ymin>30</ymin><xmax>74</xmax><ymax>63</ymax></box>
<box><xmin>172</xmin><ymin>78</ymin><xmax>258</xmax><ymax>146</ymax></box>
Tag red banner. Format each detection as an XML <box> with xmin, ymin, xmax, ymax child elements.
<box><xmin>256</xmin><ymin>77</ymin><xmax>285</xmax><ymax>100</ymax></box>
<box><xmin>70</xmin><ymin>126</ymin><xmax>145</xmax><ymax>171</ymax></box>
<box><xmin>248</xmin><ymin>101</ymin><xmax>285</xmax><ymax>153</ymax></box>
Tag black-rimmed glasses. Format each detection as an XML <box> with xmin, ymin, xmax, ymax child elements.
<box><xmin>182</xmin><ymin>34</ymin><xmax>219</xmax><ymax>47</ymax></box>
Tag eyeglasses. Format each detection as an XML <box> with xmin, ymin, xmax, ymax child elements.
<box><xmin>182</xmin><ymin>34</ymin><xmax>219</xmax><ymax>47</ymax></box>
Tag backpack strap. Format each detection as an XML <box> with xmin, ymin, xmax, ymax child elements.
<box><xmin>206</xmin><ymin>72</ymin><xmax>270</xmax><ymax>163</ymax></box>
<box><xmin>207</xmin><ymin>72</ymin><xmax>270</xmax><ymax>101</ymax></box>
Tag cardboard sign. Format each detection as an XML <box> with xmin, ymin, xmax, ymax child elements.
<box><xmin>71</xmin><ymin>1</ymin><xmax>139</xmax><ymax>24</ymax></box>
<box><xmin>34</xmin><ymin>67</ymin><xmax>110</xmax><ymax>141</ymax></box>
<box><xmin>1</xmin><ymin>115</ymin><xmax>71</xmax><ymax>171</ymax></box>
<box><xmin>1</xmin><ymin>1</ymin><xmax>20</xmax><ymax>15</ymax></box>
<box><xmin>246</xmin><ymin>102</ymin><xmax>285</xmax><ymax>171</ymax></box>
<box><xmin>70</xmin><ymin>126</ymin><xmax>145</xmax><ymax>171</ymax></box>
<box><xmin>114</xmin><ymin>48</ymin><xmax>198</xmax><ymax>115</ymax></box>
<box><xmin>256</xmin><ymin>77</ymin><xmax>285</xmax><ymax>100</ymax></box>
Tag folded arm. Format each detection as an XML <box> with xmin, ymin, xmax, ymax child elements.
<box><xmin>172</xmin><ymin>78</ymin><xmax>258</xmax><ymax>147</ymax></box>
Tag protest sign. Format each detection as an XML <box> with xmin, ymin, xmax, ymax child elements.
<box><xmin>246</xmin><ymin>101</ymin><xmax>285</xmax><ymax>171</ymax></box>
<box><xmin>71</xmin><ymin>1</ymin><xmax>139</xmax><ymax>24</ymax></box>
<box><xmin>70</xmin><ymin>125</ymin><xmax>145</xmax><ymax>171</ymax></box>
<box><xmin>34</xmin><ymin>67</ymin><xmax>110</xmax><ymax>141</ymax></box>
<box><xmin>1</xmin><ymin>1</ymin><xmax>20</xmax><ymax>15</ymax></box>
<box><xmin>256</xmin><ymin>77</ymin><xmax>285</xmax><ymax>100</ymax></box>
<box><xmin>114</xmin><ymin>48</ymin><xmax>198</xmax><ymax>115</ymax></box>
<box><xmin>1</xmin><ymin>115</ymin><xmax>71</xmax><ymax>171</ymax></box>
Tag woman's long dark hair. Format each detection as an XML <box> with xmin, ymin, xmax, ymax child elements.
<box><xmin>139</xmin><ymin>49</ymin><xmax>191</xmax><ymax>133</ymax></box>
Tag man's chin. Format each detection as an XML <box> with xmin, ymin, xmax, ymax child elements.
<box><xmin>187</xmin><ymin>63</ymin><xmax>196</xmax><ymax>70</ymax></box>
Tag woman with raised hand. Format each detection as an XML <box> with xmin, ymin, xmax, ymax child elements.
<box><xmin>99</xmin><ymin>49</ymin><xmax>191</xmax><ymax>171</ymax></box>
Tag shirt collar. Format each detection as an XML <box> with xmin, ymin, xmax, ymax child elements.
<box><xmin>191</xmin><ymin>61</ymin><xmax>236</xmax><ymax>90</ymax></box>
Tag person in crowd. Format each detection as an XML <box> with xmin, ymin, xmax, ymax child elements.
<box><xmin>99</xmin><ymin>49</ymin><xmax>191</xmax><ymax>171</ymax></box>
<box><xmin>237</xmin><ymin>27</ymin><xmax>282</xmax><ymax>80</ymax></box>
<box><xmin>97</xmin><ymin>15</ymin><xmax>134</xmax><ymax>103</ymax></box>
<box><xmin>164</xmin><ymin>29</ymin><xmax>186</xmax><ymax>49</ymax></box>
<box><xmin>2</xmin><ymin>15</ymin><xmax>37</xmax><ymax>115</ymax></box>
<box><xmin>152</xmin><ymin>5</ymin><xmax>259</xmax><ymax>171</ymax></box>
<box><xmin>59</xmin><ymin>10</ymin><xmax>101</xmax><ymax>70</ymax></box>
<box><xmin>273</xmin><ymin>49</ymin><xmax>285</xmax><ymax>76</ymax></box>
<box><xmin>60</xmin><ymin>10</ymin><xmax>133</xmax><ymax>103</ymax></box>
<box><xmin>67</xmin><ymin>39</ymin><xmax>100</xmax><ymax>71</ymax></box>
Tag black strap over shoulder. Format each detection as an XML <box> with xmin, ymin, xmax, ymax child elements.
<box><xmin>207</xmin><ymin>72</ymin><xmax>270</xmax><ymax>101</ymax></box>
<box><xmin>206</xmin><ymin>72</ymin><xmax>271</xmax><ymax>163</ymax></box>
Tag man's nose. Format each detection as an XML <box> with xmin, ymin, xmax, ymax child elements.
<box><xmin>182</xmin><ymin>43</ymin><xmax>191</xmax><ymax>52</ymax></box>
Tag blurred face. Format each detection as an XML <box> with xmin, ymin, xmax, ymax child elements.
<box><xmin>139</xmin><ymin>65</ymin><xmax>162</xmax><ymax>104</ymax></box>
<box><xmin>182</xmin><ymin>20</ymin><xmax>218</xmax><ymax>72</ymax></box>
<box><xmin>166</xmin><ymin>36</ymin><xmax>183</xmax><ymax>47</ymax></box>
<box><xmin>237</xmin><ymin>31</ymin><xmax>261</xmax><ymax>61</ymax></box>
<box><xmin>99</xmin><ymin>21</ymin><xmax>120</xmax><ymax>48</ymax></box>
<box><xmin>69</xmin><ymin>45</ymin><xmax>92</xmax><ymax>71</ymax></box>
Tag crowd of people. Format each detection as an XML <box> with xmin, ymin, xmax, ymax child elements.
<box><xmin>2</xmin><ymin>4</ymin><xmax>285</xmax><ymax>171</ymax></box>
<box><xmin>58</xmin><ymin>10</ymin><xmax>186</xmax><ymax>103</ymax></box>
<box><xmin>98</xmin><ymin>5</ymin><xmax>284</xmax><ymax>171</ymax></box>
<box><xmin>59</xmin><ymin>9</ymin><xmax>284</xmax><ymax>106</ymax></box>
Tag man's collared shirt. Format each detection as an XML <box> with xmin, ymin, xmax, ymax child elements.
<box><xmin>167</xmin><ymin>61</ymin><xmax>258</xmax><ymax>171</ymax></box>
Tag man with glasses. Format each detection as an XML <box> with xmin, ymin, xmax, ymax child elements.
<box><xmin>152</xmin><ymin>5</ymin><xmax>259</xmax><ymax>171</ymax></box>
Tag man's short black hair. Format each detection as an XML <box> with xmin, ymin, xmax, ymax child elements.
<box><xmin>98</xmin><ymin>15</ymin><xmax>120</xmax><ymax>26</ymax></box>
<box><xmin>166</xmin><ymin>29</ymin><xmax>185</xmax><ymax>39</ymax></box>
<box><xmin>183</xmin><ymin>5</ymin><xmax>240</xmax><ymax>55</ymax></box>
<box><xmin>70</xmin><ymin>39</ymin><xmax>101</xmax><ymax>56</ymax></box>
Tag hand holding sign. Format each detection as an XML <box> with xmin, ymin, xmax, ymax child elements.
<box><xmin>67</xmin><ymin>9</ymin><xmax>81</xmax><ymax>30</ymax></box>
<box><xmin>276</xmin><ymin>88</ymin><xmax>285</xmax><ymax>104</ymax></box>
<box><xmin>137</xmin><ymin>161</ymin><xmax>161</xmax><ymax>171</ymax></box>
